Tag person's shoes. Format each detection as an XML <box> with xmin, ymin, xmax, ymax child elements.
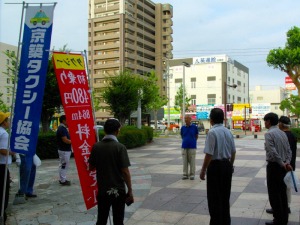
<box><xmin>265</xmin><ymin>221</ymin><xmax>275</xmax><ymax>225</ymax></box>
<box><xmin>189</xmin><ymin>176</ymin><xmax>195</xmax><ymax>180</ymax></box>
<box><xmin>182</xmin><ymin>176</ymin><xmax>188</xmax><ymax>180</ymax></box>
<box><xmin>266</xmin><ymin>208</ymin><xmax>273</xmax><ymax>214</ymax></box>
<box><xmin>59</xmin><ymin>180</ymin><xmax>71</xmax><ymax>186</ymax></box>
<box><xmin>26</xmin><ymin>193</ymin><xmax>37</xmax><ymax>198</ymax></box>
<box><xmin>13</xmin><ymin>193</ymin><xmax>27</xmax><ymax>205</ymax></box>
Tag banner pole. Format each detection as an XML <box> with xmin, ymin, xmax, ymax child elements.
<box><xmin>0</xmin><ymin>2</ymin><xmax>26</xmax><ymax>224</ymax></box>
<box><xmin>83</xmin><ymin>50</ymin><xmax>99</xmax><ymax>142</ymax></box>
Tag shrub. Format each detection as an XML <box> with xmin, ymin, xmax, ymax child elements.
<box><xmin>36</xmin><ymin>131</ymin><xmax>58</xmax><ymax>159</ymax></box>
<box><xmin>291</xmin><ymin>128</ymin><xmax>300</xmax><ymax>141</ymax></box>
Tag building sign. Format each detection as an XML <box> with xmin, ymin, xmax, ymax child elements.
<box><xmin>251</xmin><ymin>103</ymin><xmax>271</xmax><ymax>119</ymax></box>
<box><xmin>163</xmin><ymin>107</ymin><xmax>181</xmax><ymax>120</ymax></box>
<box><xmin>52</xmin><ymin>52</ymin><xmax>97</xmax><ymax>210</ymax></box>
<box><xmin>232</xmin><ymin>103</ymin><xmax>250</xmax><ymax>120</ymax></box>
<box><xmin>10</xmin><ymin>5</ymin><xmax>55</xmax><ymax>156</ymax></box>
<box><xmin>196</xmin><ymin>104</ymin><xmax>214</xmax><ymax>120</ymax></box>
<box><xmin>193</xmin><ymin>55</ymin><xmax>233</xmax><ymax>65</ymax></box>
<box><xmin>285</xmin><ymin>76</ymin><xmax>296</xmax><ymax>90</ymax></box>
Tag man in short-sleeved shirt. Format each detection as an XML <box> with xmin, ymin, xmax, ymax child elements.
<box><xmin>89</xmin><ymin>119</ymin><xmax>133</xmax><ymax>225</ymax></box>
<box><xmin>200</xmin><ymin>108</ymin><xmax>236</xmax><ymax>225</ymax></box>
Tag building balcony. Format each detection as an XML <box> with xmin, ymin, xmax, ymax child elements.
<box><xmin>94</xmin><ymin>33</ymin><xmax>120</xmax><ymax>41</ymax></box>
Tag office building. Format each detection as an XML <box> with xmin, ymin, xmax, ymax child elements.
<box><xmin>88</xmin><ymin>0</ymin><xmax>173</xmax><ymax>120</ymax></box>
<box><xmin>0</xmin><ymin>42</ymin><xmax>17</xmax><ymax>109</ymax></box>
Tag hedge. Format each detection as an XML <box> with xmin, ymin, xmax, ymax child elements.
<box><xmin>291</xmin><ymin>128</ymin><xmax>300</xmax><ymax>141</ymax></box>
<box><xmin>36</xmin><ymin>126</ymin><xmax>153</xmax><ymax>159</ymax></box>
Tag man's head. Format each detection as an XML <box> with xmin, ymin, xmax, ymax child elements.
<box><xmin>104</xmin><ymin>119</ymin><xmax>121</xmax><ymax>135</ymax></box>
<box><xmin>263</xmin><ymin>112</ymin><xmax>278</xmax><ymax>129</ymax></box>
<box><xmin>210</xmin><ymin>108</ymin><xmax>224</xmax><ymax>125</ymax></box>
<box><xmin>0</xmin><ymin>111</ymin><xmax>10</xmax><ymax>128</ymax></box>
<box><xmin>279</xmin><ymin>116</ymin><xmax>291</xmax><ymax>130</ymax></box>
<box><xmin>184</xmin><ymin>115</ymin><xmax>192</xmax><ymax>126</ymax></box>
<box><xmin>59</xmin><ymin>115</ymin><xmax>67</xmax><ymax>125</ymax></box>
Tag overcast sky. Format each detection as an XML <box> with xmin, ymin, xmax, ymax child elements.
<box><xmin>1</xmin><ymin>0</ymin><xmax>299</xmax><ymax>90</ymax></box>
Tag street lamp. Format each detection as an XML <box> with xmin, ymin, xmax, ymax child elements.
<box><xmin>182</xmin><ymin>62</ymin><xmax>190</xmax><ymax>126</ymax></box>
<box><xmin>224</xmin><ymin>82</ymin><xmax>237</xmax><ymax>128</ymax></box>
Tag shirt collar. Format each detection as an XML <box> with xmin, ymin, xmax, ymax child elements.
<box><xmin>212</xmin><ymin>123</ymin><xmax>223</xmax><ymax>128</ymax></box>
<box><xmin>102</xmin><ymin>134</ymin><xmax>119</xmax><ymax>142</ymax></box>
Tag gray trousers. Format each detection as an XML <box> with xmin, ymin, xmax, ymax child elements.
<box><xmin>58</xmin><ymin>150</ymin><xmax>71</xmax><ymax>182</ymax></box>
<box><xmin>182</xmin><ymin>148</ymin><xmax>196</xmax><ymax>177</ymax></box>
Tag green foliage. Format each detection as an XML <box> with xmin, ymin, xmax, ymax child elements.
<box><xmin>174</xmin><ymin>84</ymin><xmax>191</xmax><ymax>113</ymax></box>
<box><xmin>291</xmin><ymin>128</ymin><xmax>300</xmax><ymax>141</ymax></box>
<box><xmin>279</xmin><ymin>94</ymin><xmax>300</xmax><ymax>118</ymax></box>
<box><xmin>267</xmin><ymin>26</ymin><xmax>300</xmax><ymax>96</ymax></box>
<box><xmin>36</xmin><ymin>131</ymin><xmax>58</xmax><ymax>159</ymax></box>
<box><xmin>0</xmin><ymin>93</ymin><xmax>9</xmax><ymax>112</ymax></box>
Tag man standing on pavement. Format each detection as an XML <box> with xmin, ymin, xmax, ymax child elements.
<box><xmin>56</xmin><ymin>115</ymin><xmax>72</xmax><ymax>186</ymax></box>
<box><xmin>200</xmin><ymin>108</ymin><xmax>236</xmax><ymax>225</ymax></box>
<box><xmin>180</xmin><ymin>115</ymin><xmax>199</xmax><ymax>180</ymax></box>
<box><xmin>263</xmin><ymin>113</ymin><xmax>292</xmax><ymax>225</ymax></box>
<box><xmin>0</xmin><ymin>112</ymin><xmax>16</xmax><ymax>223</ymax></box>
<box><xmin>88</xmin><ymin>119</ymin><xmax>134</xmax><ymax>225</ymax></box>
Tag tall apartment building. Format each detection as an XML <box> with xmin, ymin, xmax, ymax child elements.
<box><xmin>88</xmin><ymin>0</ymin><xmax>173</xmax><ymax>120</ymax></box>
<box><xmin>0</xmin><ymin>42</ymin><xmax>17</xmax><ymax>109</ymax></box>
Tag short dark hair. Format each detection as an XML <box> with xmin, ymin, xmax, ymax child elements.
<box><xmin>210</xmin><ymin>108</ymin><xmax>224</xmax><ymax>124</ymax></box>
<box><xmin>59</xmin><ymin>115</ymin><xmax>66</xmax><ymax>123</ymax></box>
<box><xmin>264</xmin><ymin>112</ymin><xmax>278</xmax><ymax>126</ymax></box>
<box><xmin>104</xmin><ymin>119</ymin><xmax>121</xmax><ymax>134</ymax></box>
<box><xmin>279</xmin><ymin>116</ymin><xmax>291</xmax><ymax>125</ymax></box>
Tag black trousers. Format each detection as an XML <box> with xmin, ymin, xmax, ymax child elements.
<box><xmin>207</xmin><ymin>160</ymin><xmax>232</xmax><ymax>225</ymax></box>
<box><xmin>0</xmin><ymin>165</ymin><xmax>10</xmax><ymax>223</ymax></box>
<box><xmin>267</xmin><ymin>162</ymin><xmax>289</xmax><ymax>225</ymax></box>
<box><xmin>96</xmin><ymin>190</ymin><xmax>126</xmax><ymax>225</ymax></box>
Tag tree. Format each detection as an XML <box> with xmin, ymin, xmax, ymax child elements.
<box><xmin>279</xmin><ymin>94</ymin><xmax>300</xmax><ymax>119</ymax></box>
<box><xmin>267</xmin><ymin>26</ymin><xmax>300</xmax><ymax>96</ymax></box>
<box><xmin>0</xmin><ymin>93</ymin><xmax>9</xmax><ymax>112</ymax></box>
<box><xmin>143</xmin><ymin>71</ymin><xmax>168</xmax><ymax>128</ymax></box>
<box><xmin>174</xmin><ymin>84</ymin><xmax>191</xmax><ymax>119</ymax></box>
<box><xmin>101</xmin><ymin>70</ymin><xmax>144</xmax><ymax>125</ymax></box>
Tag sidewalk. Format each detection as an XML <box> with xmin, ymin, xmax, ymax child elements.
<box><xmin>6</xmin><ymin>135</ymin><xmax>300</xmax><ymax>225</ymax></box>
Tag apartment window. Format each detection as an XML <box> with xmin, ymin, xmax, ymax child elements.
<box><xmin>191</xmin><ymin>78</ymin><xmax>196</xmax><ymax>88</ymax></box>
<box><xmin>6</xmin><ymin>59</ymin><xmax>9</xmax><ymax>65</ymax></box>
<box><xmin>257</xmin><ymin>96</ymin><xmax>263</xmax><ymax>101</ymax></box>
<box><xmin>237</xmin><ymin>97</ymin><xmax>241</xmax><ymax>102</ymax></box>
<box><xmin>207</xmin><ymin>76</ymin><xmax>216</xmax><ymax>81</ymax></box>
<box><xmin>207</xmin><ymin>94</ymin><xmax>216</xmax><ymax>105</ymax></box>
<box><xmin>175</xmin><ymin>78</ymin><xmax>182</xmax><ymax>83</ymax></box>
<box><xmin>7</xmin><ymin>97</ymin><xmax>10</xmax><ymax>104</ymax></box>
<box><xmin>6</xmin><ymin>88</ymin><xmax>9</xmax><ymax>94</ymax></box>
<box><xmin>7</xmin><ymin>78</ymin><xmax>10</xmax><ymax>84</ymax></box>
<box><xmin>191</xmin><ymin>95</ymin><xmax>196</xmax><ymax>105</ymax></box>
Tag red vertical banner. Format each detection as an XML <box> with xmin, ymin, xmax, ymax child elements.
<box><xmin>52</xmin><ymin>52</ymin><xmax>97</xmax><ymax>209</ymax></box>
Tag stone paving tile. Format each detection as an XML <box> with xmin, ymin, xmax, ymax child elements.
<box><xmin>4</xmin><ymin>135</ymin><xmax>300</xmax><ymax>224</ymax></box>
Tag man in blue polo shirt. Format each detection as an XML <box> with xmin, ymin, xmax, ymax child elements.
<box><xmin>180</xmin><ymin>115</ymin><xmax>199</xmax><ymax>180</ymax></box>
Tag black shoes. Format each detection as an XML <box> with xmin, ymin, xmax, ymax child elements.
<box><xmin>59</xmin><ymin>180</ymin><xmax>71</xmax><ymax>186</ymax></box>
<box><xmin>265</xmin><ymin>208</ymin><xmax>291</xmax><ymax>214</ymax></box>
<box><xmin>266</xmin><ymin>208</ymin><xmax>273</xmax><ymax>214</ymax></box>
<box><xmin>26</xmin><ymin>193</ymin><xmax>37</xmax><ymax>198</ymax></box>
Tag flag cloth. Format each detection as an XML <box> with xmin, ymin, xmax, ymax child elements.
<box><xmin>52</xmin><ymin>52</ymin><xmax>98</xmax><ymax>209</ymax></box>
<box><xmin>10</xmin><ymin>5</ymin><xmax>55</xmax><ymax>156</ymax></box>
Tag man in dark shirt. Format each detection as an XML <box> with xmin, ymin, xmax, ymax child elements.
<box><xmin>56</xmin><ymin>115</ymin><xmax>72</xmax><ymax>186</ymax></box>
<box><xmin>88</xmin><ymin>119</ymin><xmax>134</xmax><ymax>225</ymax></box>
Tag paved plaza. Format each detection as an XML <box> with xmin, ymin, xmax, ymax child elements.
<box><xmin>6</xmin><ymin>134</ymin><xmax>300</xmax><ymax>225</ymax></box>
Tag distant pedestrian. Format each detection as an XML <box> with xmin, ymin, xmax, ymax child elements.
<box><xmin>265</xmin><ymin>115</ymin><xmax>297</xmax><ymax>215</ymax></box>
<box><xmin>0</xmin><ymin>112</ymin><xmax>16</xmax><ymax>224</ymax></box>
<box><xmin>88</xmin><ymin>119</ymin><xmax>134</xmax><ymax>225</ymax></box>
<box><xmin>263</xmin><ymin>113</ymin><xmax>292</xmax><ymax>225</ymax></box>
<box><xmin>180</xmin><ymin>115</ymin><xmax>199</xmax><ymax>180</ymax></box>
<box><xmin>200</xmin><ymin>108</ymin><xmax>236</xmax><ymax>225</ymax></box>
<box><xmin>56</xmin><ymin>115</ymin><xmax>72</xmax><ymax>186</ymax></box>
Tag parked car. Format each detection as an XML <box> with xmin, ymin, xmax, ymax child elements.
<box><xmin>164</xmin><ymin>122</ymin><xmax>180</xmax><ymax>130</ymax></box>
<box><xmin>150</xmin><ymin>121</ymin><xmax>166</xmax><ymax>130</ymax></box>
